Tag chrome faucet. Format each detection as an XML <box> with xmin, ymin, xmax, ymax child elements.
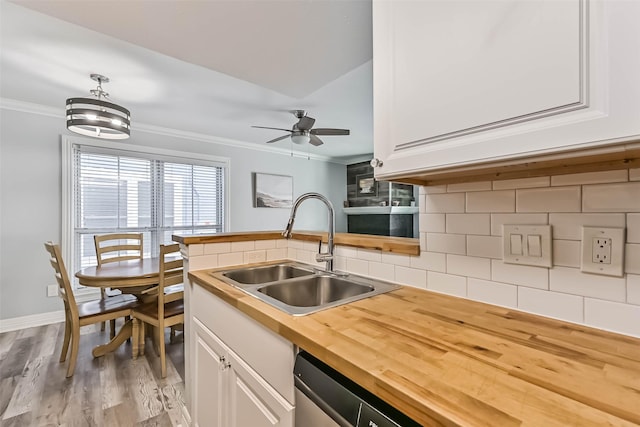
<box><xmin>282</xmin><ymin>192</ymin><xmax>335</xmax><ymax>272</ymax></box>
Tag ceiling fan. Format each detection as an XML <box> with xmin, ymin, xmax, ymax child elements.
<box><xmin>252</xmin><ymin>110</ymin><xmax>350</xmax><ymax>146</ymax></box>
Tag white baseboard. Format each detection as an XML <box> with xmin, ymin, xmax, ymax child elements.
<box><xmin>0</xmin><ymin>310</ymin><xmax>65</xmax><ymax>333</ymax></box>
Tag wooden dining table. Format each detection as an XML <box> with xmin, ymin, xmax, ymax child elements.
<box><xmin>75</xmin><ymin>257</ymin><xmax>163</xmax><ymax>357</ymax></box>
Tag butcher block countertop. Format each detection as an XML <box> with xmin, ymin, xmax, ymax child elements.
<box><xmin>173</xmin><ymin>230</ymin><xmax>420</xmax><ymax>256</ymax></box>
<box><xmin>189</xmin><ymin>262</ymin><xmax>640</xmax><ymax>427</ymax></box>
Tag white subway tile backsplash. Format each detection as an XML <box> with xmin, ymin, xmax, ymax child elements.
<box><xmin>411</xmin><ymin>251</ymin><xmax>446</xmax><ymax>272</ymax></box>
<box><xmin>491</xmin><ymin>259</ymin><xmax>548</xmax><ymax>289</ymax></box>
<box><xmin>551</xmin><ymin>170</ymin><xmax>628</xmax><ymax>186</ymax></box>
<box><xmin>231</xmin><ymin>241</ymin><xmax>255</xmax><ymax>252</ymax></box>
<box><xmin>303</xmin><ymin>241</ymin><xmax>320</xmax><ymax>252</ymax></box>
<box><xmin>549</xmin><ymin>213</ymin><xmax>626</xmax><ymax>240</ymax></box>
<box><xmin>518</xmin><ymin>287</ymin><xmax>583</xmax><ymax>324</ymax></box>
<box><xmin>335</xmin><ymin>246</ymin><xmax>358</xmax><ymax>258</ymax></box>
<box><xmin>276</xmin><ymin>239</ymin><xmax>289</xmax><ymax>249</ymax></box>
<box><xmin>346</xmin><ymin>258</ymin><xmax>369</xmax><ymax>276</ymax></box>
<box><xmin>446</xmin><ymin>214</ymin><xmax>490</xmax><ymax>235</ymax></box>
<box><xmin>490</xmin><ymin>213</ymin><xmax>548</xmax><ymax>236</ymax></box>
<box><xmin>357</xmin><ymin>249</ymin><xmax>382</xmax><ymax>262</ymax></box>
<box><xmin>550</xmin><ymin>267</ymin><xmax>626</xmax><ymax>302</ymax></box>
<box><xmin>627</xmin><ymin>274</ymin><xmax>640</xmax><ymax>305</ymax></box>
<box><xmin>188</xmin><ymin>244</ymin><xmax>204</xmax><ymax>256</ymax></box>
<box><xmin>188</xmin><ymin>254</ymin><xmax>218</xmax><ymax>271</ymax></box>
<box><xmin>552</xmin><ymin>240</ymin><xmax>581</xmax><ymax>268</ymax></box>
<box><xmin>395</xmin><ymin>266</ymin><xmax>427</xmax><ymax>289</ymax></box>
<box><xmin>630</xmin><ymin>168</ymin><xmax>640</xmax><ymax>181</ymax></box>
<box><xmin>466</xmin><ymin>235</ymin><xmax>502</xmax><ymax>259</ymax></box>
<box><xmin>625</xmin><ymin>244</ymin><xmax>640</xmax><ymax>274</ymax></box>
<box><xmin>584</xmin><ymin>299</ymin><xmax>640</xmax><ymax>337</ymax></box>
<box><xmin>447</xmin><ymin>255</ymin><xmax>491</xmax><ymax>280</ymax></box>
<box><xmin>244</xmin><ymin>250</ymin><xmax>267</xmax><ymax>264</ymax></box>
<box><xmin>255</xmin><ymin>240</ymin><xmax>277</xmax><ymax>250</ymax></box>
<box><xmin>420</xmin><ymin>214</ymin><xmax>446</xmax><ymax>233</ymax></box>
<box><xmin>427</xmin><ymin>272</ymin><xmax>467</xmax><ymax>297</ymax></box>
<box><xmin>423</xmin><ymin>185</ymin><xmax>447</xmax><ymax>194</ymax></box>
<box><xmin>446</xmin><ymin>181</ymin><xmax>491</xmax><ymax>193</ymax></box>
<box><xmin>628</xmin><ymin>214</ymin><xmax>640</xmax><ymax>243</ymax></box>
<box><xmin>583</xmin><ymin>182</ymin><xmax>640</xmax><ymax>212</ymax></box>
<box><xmin>516</xmin><ymin>186</ymin><xmax>581</xmax><ymax>212</ymax></box>
<box><xmin>425</xmin><ymin>193</ymin><xmax>465</xmax><ymax>213</ymax></box>
<box><xmin>218</xmin><ymin>252</ymin><xmax>244</xmax><ymax>267</ymax></box>
<box><xmin>292</xmin><ymin>249</ymin><xmax>313</xmax><ymax>264</ymax></box>
<box><xmin>288</xmin><ymin>239</ymin><xmax>305</xmax><ymax>250</ymax></box>
<box><xmin>334</xmin><ymin>256</ymin><xmax>347</xmax><ymax>272</ymax></box>
<box><xmin>369</xmin><ymin>261</ymin><xmax>395</xmax><ymax>282</ymax></box>
<box><xmin>426</xmin><ymin>233</ymin><xmax>466</xmax><ymax>255</ymax></box>
<box><xmin>420</xmin><ymin>232</ymin><xmax>427</xmax><ymax>252</ymax></box>
<box><xmin>266</xmin><ymin>248</ymin><xmax>288</xmax><ymax>261</ymax></box>
<box><xmin>467</xmin><ymin>278</ymin><xmax>517</xmax><ymax>308</ymax></box>
<box><xmin>492</xmin><ymin>177</ymin><xmax>550</xmax><ymax>190</ymax></box>
<box><xmin>204</xmin><ymin>242</ymin><xmax>231</xmax><ymax>254</ymax></box>
<box><xmin>466</xmin><ymin>190</ymin><xmax>515</xmax><ymax>213</ymax></box>
<box><xmin>381</xmin><ymin>252</ymin><xmax>411</xmax><ymax>267</ymax></box>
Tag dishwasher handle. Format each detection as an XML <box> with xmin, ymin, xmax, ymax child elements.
<box><xmin>295</xmin><ymin>375</ymin><xmax>354</xmax><ymax>427</ymax></box>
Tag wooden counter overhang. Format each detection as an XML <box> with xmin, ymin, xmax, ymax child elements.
<box><xmin>173</xmin><ymin>231</ymin><xmax>420</xmax><ymax>256</ymax></box>
<box><xmin>189</xmin><ymin>263</ymin><xmax>640</xmax><ymax>427</ymax></box>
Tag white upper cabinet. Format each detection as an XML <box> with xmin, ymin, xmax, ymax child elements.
<box><xmin>372</xmin><ymin>0</ymin><xmax>640</xmax><ymax>181</ymax></box>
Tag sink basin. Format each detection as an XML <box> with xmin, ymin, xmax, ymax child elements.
<box><xmin>258</xmin><ymin>276</ymin><xmax>374</xmax><ymax>307</ymax></box>
<box><xmin>220</xmin><ymin>263</ymin><xmax>315</xmax><ymax>285</ymax></box>
<box><xmin>212</xmin><ymin>262</ymin><xmax>400</xmax><ymax>316</ymax></box>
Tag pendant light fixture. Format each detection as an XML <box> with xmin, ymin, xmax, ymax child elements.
<box><xmin>66</xmin><ymin>73</ymin><xmax>131</xmax><ymax>139</ymax></box>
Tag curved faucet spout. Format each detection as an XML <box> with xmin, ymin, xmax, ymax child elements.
<box><xmin>282</xmin><ymin>192</ymin><xmax>335</xmax><ymax>271</ymax></box>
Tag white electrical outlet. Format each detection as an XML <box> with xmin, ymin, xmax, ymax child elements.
<box><xmin>47</xmin><ymin>284</ymin><xmax>58</xmax><ymax>297</ymax></box>
<box><xmin>581</xmin><ymin>227</ymin><xmax>625</xmax><ymax>276</ymax></box>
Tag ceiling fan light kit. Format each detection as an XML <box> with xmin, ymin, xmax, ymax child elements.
<box><xmin>252</xmin><ymin>110</ymin><xmax>349</xmax><ymax>147</ymax></box>
<box><xmin>66</xmin><ymin>73</ymin><xmax>131</xmax><ymax>140</ymax></box>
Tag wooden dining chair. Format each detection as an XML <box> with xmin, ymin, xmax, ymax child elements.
<box><xmin>132</xmin><ymin>243</ymin><xmax>184</xmax><ymax>378</ymax></box>
<box><xmin>94</xmin><ymin>233</ymin><xmax>143</xmax><ymax>338</ymax></box>
<box><xmin>44</xmin><ymin>242</ymin><xmax>138</xmax><ymax>377</ymax></box>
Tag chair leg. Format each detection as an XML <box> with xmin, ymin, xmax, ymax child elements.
<box><xmin>100</xmin><ymin>287</ymin><xmax>106</xmax><ymax>332</ymax></box>
<box><xmin>170</xmin><ymin>326</ymin><xmax>176</xmax><ymax>343</ymax></box>
<box><xmin>125</xmin><ymin>315</ymin><xmax>131</xmax><ymax>342</ymax></box>
<box><xmin>153</xmin><ymin>326</ymin><xmax>161</xmax><ymax>357</ymax></box>
<box><xmin>159</xmin><ymin>326</ymin><xmax>167</xmax><ymax>378</ymax></box>
<box><xmin>66</xmin><ymin>326</ymin><xmax>80</xmax><ymax>378</ymax></box>
<box><xmin>59</xmin><ymin>312</ymin><xmax>71</xmax><ymax>363</ymax></box>
<box><xmin>139</xmin><ymin>321</ymin><xmax>146</xmax><ymax>356</ymax></box>
<box><xmin>132</xmin><ymin>318</ymin><xmax>139</xmax><ymax>359</ymax></box>
<box><xmin>110</xmin><ymin>319</ymin><xmax>116</xmax><ymax>339</ymax></box>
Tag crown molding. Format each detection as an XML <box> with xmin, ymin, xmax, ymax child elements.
<box><xmin>0</xmin><ymin>97</ymin><xmax>354</xmax><ymax>164</ymax></box>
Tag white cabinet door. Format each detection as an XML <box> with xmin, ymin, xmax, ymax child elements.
<box><xmin>373</xmin><ymin>0</ymin><xmax>640</xmax><ymax>180</ymax></box>
<box><xmin>193</xmin><ymin>318</ymin><xmax>226</xmax><ymax>427</ymax></box>
<box><xmin>227</xmin><ymin>350</ymin><xmax>294</xmax><ymax>427</ymax></box>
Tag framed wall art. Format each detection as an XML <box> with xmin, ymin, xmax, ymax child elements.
<box><xmin>253</xmin><ymin>172</ymin><xmax>293</xmax><ymax>208</ymax></box>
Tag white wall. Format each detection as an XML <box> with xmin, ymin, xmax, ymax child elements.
<box><xmin>0</xmin><ymin>107</ymin><xmax>347</xmax><ymax>321</ymax></box>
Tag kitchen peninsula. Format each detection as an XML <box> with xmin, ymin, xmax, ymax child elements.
<box><xmin>175</xmin><ymin>231</ymin><xmax>640</xmax><ymax>426</ymax></box>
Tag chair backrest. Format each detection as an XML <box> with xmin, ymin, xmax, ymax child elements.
<box><xmin>94</xmin><ymin>233</ymin><xmax>143</xmax><ymax>266</ymax></box>
<box><xmin>158</xmin><ymin>243</ymin><xmax>184</xmax><ymax>317</ymax></box>
<box><xmin>44</xmin><ymin>241</ymin><xmax>78</xmax><ymax>318</ymax></box>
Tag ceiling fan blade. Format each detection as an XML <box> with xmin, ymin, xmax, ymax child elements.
<box><xmin>310</xmin><ymin>128</ymin><xmax>350</xmax><ymax>136</ymax></box>
<box><xmin>296</xmin><ymin>116</ymin><xmax>316</xmax><ymax>131</ymax></box>
<box><xmin>252</xmin><ymin>125</ymin><xmax>293</xmax><ymax>133</ymax></box>
<box><xmin>265</xmin><ymin>134</ymin><xmax>291</xmax><ymax>144</ymax></box>
<box><xmin>309</xmin><ymin>134</ymin><xmax>324</xmax><ymax>146</ymax></box>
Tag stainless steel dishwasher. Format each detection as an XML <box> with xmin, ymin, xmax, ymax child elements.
<box><xmin>294</xmin><ymin>351</ymin><xmax>421</xmax><ymax>427</ymax></box>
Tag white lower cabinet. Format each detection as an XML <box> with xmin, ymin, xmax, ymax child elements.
<box><xmin>188</xmin><ymin>281</ymin><xmax>296</xmax><ymax>427</ymax></box>
<box><xmin>193</xmin><ymin>319</ymin><xmax>294</xmax><ymax>427</ymax></box>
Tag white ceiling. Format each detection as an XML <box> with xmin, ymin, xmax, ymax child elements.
<box><xmin>0</xmin><ymin>0</ymin><xmax>374</xmax><ymax>161</ymax></box>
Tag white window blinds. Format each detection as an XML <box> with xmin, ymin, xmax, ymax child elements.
<box><xmin>72</xmin><ymin>143</ymin><xmax>225</xmax><ymax>275</ymax></box>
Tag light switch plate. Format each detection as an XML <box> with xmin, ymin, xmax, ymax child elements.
<box><xmin>581</xmin><ymin>227</ymin><xmax>625</xmax><ymax>277</ymax></box>
<box><xmin>502</xmin><ymin>224</ymin><xmax>552</xmax><ymax>267</ymax></box>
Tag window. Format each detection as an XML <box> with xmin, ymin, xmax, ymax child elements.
<box><xmin>63</xmin><ymin>137</ymin><xmax>228</xmax><ymax>291</ymax></box>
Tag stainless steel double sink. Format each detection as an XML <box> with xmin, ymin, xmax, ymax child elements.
<box><xmin>210</xmin><ymin>262</ymin><xmax>399</xmax><ymax>316</ymax></box>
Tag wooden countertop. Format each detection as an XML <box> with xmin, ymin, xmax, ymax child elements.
<box><xmin>173</xmin><ymin>231</ymin><xmax>420</xmax><ymax>255</ymax></box>
<box><xmin>189</xmin><ymin>263</ymin><xmax>640</xmax><ymax>427</ymax></box>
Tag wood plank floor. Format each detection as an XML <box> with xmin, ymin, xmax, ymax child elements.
<box><xmin>0</xmin><ymin>320</ymin><xmax>186</xmax><ymax>426</ymax></box>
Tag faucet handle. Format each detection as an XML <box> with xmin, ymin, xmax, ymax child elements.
<box><xmin>316</xmin><ymin>253</ymin><xmax>333</xmax><ymax>263</ymax></box>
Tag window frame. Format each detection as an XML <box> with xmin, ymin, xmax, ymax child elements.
<box><xmin>62</xmin><ymin>135</ymin><xmax>230</xmax><ymax>297</ymax></box>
